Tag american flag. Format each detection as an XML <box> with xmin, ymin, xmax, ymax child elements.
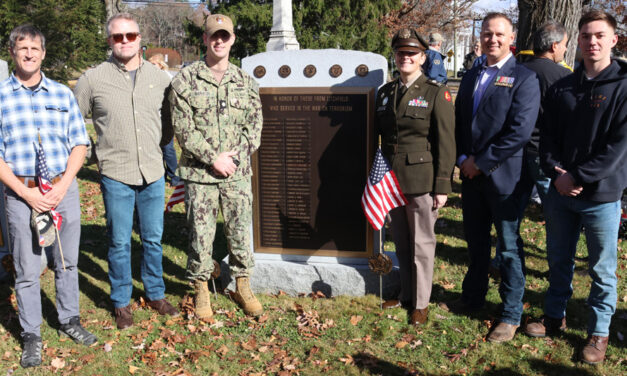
<box><xmin>34</xmin><ymin>142</ymin><xmax>62</xmax><ymax>230</ymax></box>
<box><xmin>165</xmin><ymin>182</ymin><xmax>185</xmax><ymax>212</ymax></box>
<box><xmin>361</xmin><ymin>148</ymin><xmax>408</xmax><ymax>230</ymax></box>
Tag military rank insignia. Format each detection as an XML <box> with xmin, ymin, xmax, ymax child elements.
<box><xmin>408</xmin><ymin>97</ymin><xmax>429</xmax><ymax>107</ymax></box>
<box><xmin>494</xmin><ymin>76</ymin><xmax>515</xmax><ymax>87</ymax></box>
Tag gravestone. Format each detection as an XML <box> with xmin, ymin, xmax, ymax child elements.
<box><xmin>217</xmin><ymin>49</ymin><xmax>400</xmax><ymax>298</ymax></box>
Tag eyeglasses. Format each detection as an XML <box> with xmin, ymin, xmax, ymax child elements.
<box><xmin>110</xmin><ymin>32</ymin><xmax>139</xmax><ymax>43</ymax></box>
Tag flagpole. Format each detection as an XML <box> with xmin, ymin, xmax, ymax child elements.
<box><xmin>378</xmin><ymin>135</ymin><xmax>383</xmax><ymax>311</ymax></box>
<box><xmin>54</xmin><ymin>227</ymin><xmax>66</xmax><ymax>271</ymax></box>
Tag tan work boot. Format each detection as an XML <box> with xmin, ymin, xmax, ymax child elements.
<box><xmin>194</xmin><ymin>280</ymin><xmax>213</xmax><ymax>321</ymax></box>
<box><xmin>233</xmin><ymin>277</ymin><xmax>263</xmax><ymax>316</ymax></box>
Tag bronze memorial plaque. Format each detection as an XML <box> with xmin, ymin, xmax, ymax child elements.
<box><xmin>253</xmin><ymin>87</ymin><xmax>374</xmax><ymax>257</ymax></box>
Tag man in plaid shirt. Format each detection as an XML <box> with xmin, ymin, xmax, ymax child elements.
<box><xmin>0</xmin><ymin>25</ymin><xmax>95</xmax><ymax>368</ymax></box>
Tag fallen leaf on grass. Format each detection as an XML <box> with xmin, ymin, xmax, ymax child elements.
<box><xmin>103</xmin><ymin>342</ymin><xmax>113</xmax><ymax>352</ymax></box>
<box><xmin>394</xmin><ymin>341</ymin><xmax>409</xmax><ymax>349</ymax></box>
<box><xmin>410</xmin><ymin>340</ymin><xmax>423</xmax><ymax>348</ymax></box>
<box><xmin>521</xmin><ymin>344</ymin><xmax>538</xmax><ymax>354</ymax></box>
<box><xmin>51</xmin><ymin>357</ymin><xmax>65</xmax><ymax>370</ymax></box>
<box><xmin>339</xmin><ymin>354</ymin><xmax>354</xmax><ymax>365</ymax></box>
<box><xmin>440</xmin><ymin>280</ymin><xmax>455</xmax><ymax>290</ymax></box>
<box><xmin>350</xmin><ymin>315</ymin><xmax>363</xmax><ymax>326</ymax></box>
<box><xmin>128</xmin><ymin>365</ymin><xmax>139</xmax><ymax>374</ymax></box>
<box><xmin>216</xmin><ymin>344</ymin><xmax>229</xmax><ymax>357</ymax></box>
<box><xmin>2</xmin><ymin>351</ymin><xmax>12</xmax><ymax>360</ymax></box>
<box><xmin>241</xmin><ymin>337</ymin><xmax>257</xmax><ymax>351</ymax></box>
<box><xmin>257</xmin><ymin>314</ymin><xmax>269</xmax><ymax>324</ymax></box>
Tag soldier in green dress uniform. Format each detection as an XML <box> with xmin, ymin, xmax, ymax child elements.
<box><xmin>376</xmin><ymin>28</ymin><xmax>456</xmax><ymax>326</ymax></box>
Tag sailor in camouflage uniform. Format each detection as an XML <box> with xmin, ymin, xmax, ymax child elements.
<box><xmin>169</xmin><ymin>14</ymin><xmax>263</xmax><ymax>319</ymax></box>
<box><xmin>377</xmin><ymin>28</ymin><xmax>456</xmax><ymax>326</ymax></box>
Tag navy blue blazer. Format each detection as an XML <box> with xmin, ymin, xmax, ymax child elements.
<box><xmin>455</xmin><ymin>56</ymin><xmax>540</xmax><ymax>195</ymax></box>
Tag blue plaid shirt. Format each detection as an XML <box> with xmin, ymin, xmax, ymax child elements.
<box><xmin>0</xmin><ymin>73</ymin><xmax>89</xmax><ymax>177</ymax></box>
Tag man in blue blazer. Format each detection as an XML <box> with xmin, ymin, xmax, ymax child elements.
<box><xmin>450</xmin><ymin>12</ymin><xmax>540</xmax><ymax>343</ymax></box>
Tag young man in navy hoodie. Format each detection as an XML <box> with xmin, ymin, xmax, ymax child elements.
<box><xmin>525</xmin><ymin>10</ymin><xmax>626</xmax><ymax>364</ymax></box>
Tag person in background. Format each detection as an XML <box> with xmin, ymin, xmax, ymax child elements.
<box><xmin>422</xmin><ymin>32</ymin><xmax>448</xmax><ymax>83</ymax></box>
<box><xmin>376</xmin><ymin>28</ymin><xmax>456</xmax><ymax>326</ymax></box>
<box><xmin>463</xmin><ymin>40</ymin><xmax>482</xmax><ymax>70</ymax></box>
<box><xmin>74</xmin><ymin>13</ymin><xmax>178</xmax><ymax>330</ymax></box>
<box><xmin>0</xmin><ymin>24</ymin><xmax>96</xmax><ymax>368</ymax></box>
<box><xmin>148</xmin><ymin>53</ymin><xmax>180</xmax><ymax>187</ymax></box>
<box><xmin>525</xmin><ymin>10</ymin><xmax>626</xmax><ymax>365</ymax></box>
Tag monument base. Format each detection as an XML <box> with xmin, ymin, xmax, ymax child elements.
<box><xmin>220</xmin><ymin>252</ymin><xmax>400</xmax><ymax>298</ymax></box>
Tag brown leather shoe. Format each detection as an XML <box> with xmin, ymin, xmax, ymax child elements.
<box><xmin>524</xmin><ymin>316</ymin><xmax>567</xmax><ymax>338</ymax></box>
<box><xmin>581</xmin><ymin>335</ymin><xmax>608</xmax><ymax>364</ymax></box>
<box><xmin>487</xmin><ymin>322</ymin><xmax>519</xmax><ymax>343</ymax></box>
<box><xmin>410</xmin><ymin>308</ymin><xmax>429</xmax><ymax>325</ymax></box>
<box><xmin>146</xmin><ymin>298</ymin><xmax>180</xmax><ymax>317</ymax></box>
<box><xmin>382</xmin><ymin>300</ymin><xmax>402</xmax><ymax>309</ymax></box>
<box><xmin>114</xmin><ymin>306</ymin><xmax>133</xmax><ymax>330</ymax></box>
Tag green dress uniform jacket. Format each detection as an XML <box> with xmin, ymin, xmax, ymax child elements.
<box><xmin>375</xmin><ymin>74</ymin><xmax>456</xmax><ymax>195</ymax></box>
<box><xmin>169</xmin><ymin>61</ymin><xmax>263</xmax><ymax>184</ymax></box>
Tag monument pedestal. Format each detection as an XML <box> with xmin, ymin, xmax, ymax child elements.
<box><xmin>220</xmin><ymin>252</ymin><xmax>400</xmax><ymax>298</ymax></box>
<box><xmin>238</xmin><ymin>49</ymin><xmax>390</xmax><ymax>298</ymax></box>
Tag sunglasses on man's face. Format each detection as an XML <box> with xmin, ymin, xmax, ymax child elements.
<box><xmin>110</xmin><ymin>32</ymin><xmax>139</xmax><ymax>43</ymax></box>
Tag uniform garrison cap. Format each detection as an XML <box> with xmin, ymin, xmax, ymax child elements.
<box><xmin>392</xmin><ymin>28</ymin><xmax>428</xmax><ymax>53</ymax></box>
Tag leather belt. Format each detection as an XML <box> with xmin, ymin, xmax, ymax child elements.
<box><xmin>16</xmin><ymin>175</ymin><xmax>62</xmax><ymax>188</ymax></box>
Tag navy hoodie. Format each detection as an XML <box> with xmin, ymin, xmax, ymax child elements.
<box><xmin>540</xmin><ymin>59</ymin><xmax>627</xmax><ymax>202</ymax></box>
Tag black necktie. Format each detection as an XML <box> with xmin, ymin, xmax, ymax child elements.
<box><xmin>396</xmin><ymin>85</ymin><xmax>407</xmax><ymax>107</ymax></box>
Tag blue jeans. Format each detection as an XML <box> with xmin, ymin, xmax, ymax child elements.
<box><xmin>461</xmin><ymin>178</ymin><xmax>527</xmax><ymax>325</ymax></box>
<box><xmin>161</xmin><ymin>140</ymin><xmax>180</xmax><ymax>186</ymax></box>
<box><xmin>492</xmin><ymin>152</ymin><xmax>551</xmax><ymax>269</ymax></box>
<box><xmin>101</xmin><ymin>175</ymin><xmax>166</xmax><ymax>308</ymax></box>
<box><xmin>543</xmin><ymin>187</ymin><xmax>620</xmax><ymax>336</ymax></box>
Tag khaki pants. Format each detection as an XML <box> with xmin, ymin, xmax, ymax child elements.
<box><xmin>390</xmin><ymin>193</ymin><xmax>438</xmax><ymax>309</ymax></box>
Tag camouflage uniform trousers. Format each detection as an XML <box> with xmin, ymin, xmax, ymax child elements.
<box><xmin>184</xmin><ymin>177</ymin><xmax>254</xmax><ymax>281</ymax></box>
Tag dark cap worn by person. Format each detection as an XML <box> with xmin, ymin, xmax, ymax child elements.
<box><xmin>204</xmin><ymin>14</ymin><xmax>234</xmax><ymax>37</ymax></box>
<box><xmin>392</xmin><ymin>28</ymin><xmax>428</xmax><ymax>52</ymax></box>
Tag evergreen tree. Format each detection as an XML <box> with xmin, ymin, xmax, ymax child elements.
<box><xmin>186</xmin><ymin>0</ymin><xmax>400</xmax><ymax>66</ymax></box>
<box><xmin>0</xmin><ymin>0</ymin><xmax>107</xmax><ymax>82</ymax></box>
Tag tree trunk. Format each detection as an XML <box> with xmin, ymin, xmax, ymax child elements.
<box><xmin>517</xmin><ymin>0</ymin><xmax>586</xmax><ymax>67</ymax></box>
<box><xmin>104</xmin><ymin>0</ymin><xmax>122</xmax><ymax>20</ymax></box>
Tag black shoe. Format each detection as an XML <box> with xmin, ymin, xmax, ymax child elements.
<box><xmin>59</xmin><ymin>317</ymin><xmax>98</xmax><ymax>345</ymax></box>
<box><xmin>20</xmin><ymin>333</ymin><xmax>42</xmax><ymax>368</ymax></box>
<box><xmin>438</xmin><ymin>298</ymin><xmax>483</xmax><ymax>314</ymax></box>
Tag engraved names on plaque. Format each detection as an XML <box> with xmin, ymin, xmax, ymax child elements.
<box><xmin>254</xmin><ymin>87</ymin><xmax>374</xmax><ymax>257</ymax></box>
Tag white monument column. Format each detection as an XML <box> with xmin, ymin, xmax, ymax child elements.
<box><xmin>266</xmin><ymin>0</ymin><xmax>300</xmax><ymax>51</ymax></box>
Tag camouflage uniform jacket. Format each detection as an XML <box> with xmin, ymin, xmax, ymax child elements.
<box><xmin>169</xmin><ymin>61</ymin><xmax>262</xmax><ymax>184</ymax></box>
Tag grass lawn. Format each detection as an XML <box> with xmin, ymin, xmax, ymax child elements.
<box><xmin>0</xmin><ymin>138</ymin><xmax>625</xmax><ymax>375</ymax></box>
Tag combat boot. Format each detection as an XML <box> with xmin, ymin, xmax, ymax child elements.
<box><xmin>194</xmin><ymin>280</ymin><xmax>213</xmax><ymax>321</ymax></box>
<box><xmin>233</xmin><ymin>277</ymin><xmax>263</xmax><ymax>316</ymax></box>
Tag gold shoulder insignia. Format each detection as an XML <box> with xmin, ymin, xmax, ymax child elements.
<box><xmin>427</xmin><ymin>79</ymin><xmax>443</xmax><ymax>87</ymax></box>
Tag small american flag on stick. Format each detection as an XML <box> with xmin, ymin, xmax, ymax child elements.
<box><xmin>165</xmin><ymin>182</ymin><xmax>185</xmax><ymax>212</ymax></box>
<box><xmin>35</xmin><ymin>142</ymin><xmax>62</xmax><ymax>230</ymax></box>
<box><xmin>361</xmin><ymin>148</ymin><xmax>408</xmax><ymax>230</ymax></box>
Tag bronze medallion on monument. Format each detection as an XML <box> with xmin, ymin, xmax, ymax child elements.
<box><xmin>329</xmin><ymin>64</ymin><xmax>343</xmax><ymax>78</ymax></box>
<box><xmin>253</xmin><ymin>65</ymin><xmax>266</xmax><ymax>78</ymax></box>
<box><xmin>303</xmin><ymin>64</ymin><xmax>317</xmax><ymax>78</ymax></box>
<box><xmin>278</xmin><ymin>65</ymin><xmax>291</xmax><ymax>78</ymax></box>
<box><xmin>355</xmin><ymin>64</ymin><xmax>369</xmax><ymax>77</ymax></box>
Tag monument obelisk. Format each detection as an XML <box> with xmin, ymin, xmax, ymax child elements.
<box><xmin>266</xmin><ymin>0</ymin><xmax>299</xmax><ymax>51</ymax></box>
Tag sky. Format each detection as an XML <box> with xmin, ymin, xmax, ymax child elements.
<box><xmin>473</xmin><ymin>0</ymin><xmax>516</xmax><ymax>12</ymax></box>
